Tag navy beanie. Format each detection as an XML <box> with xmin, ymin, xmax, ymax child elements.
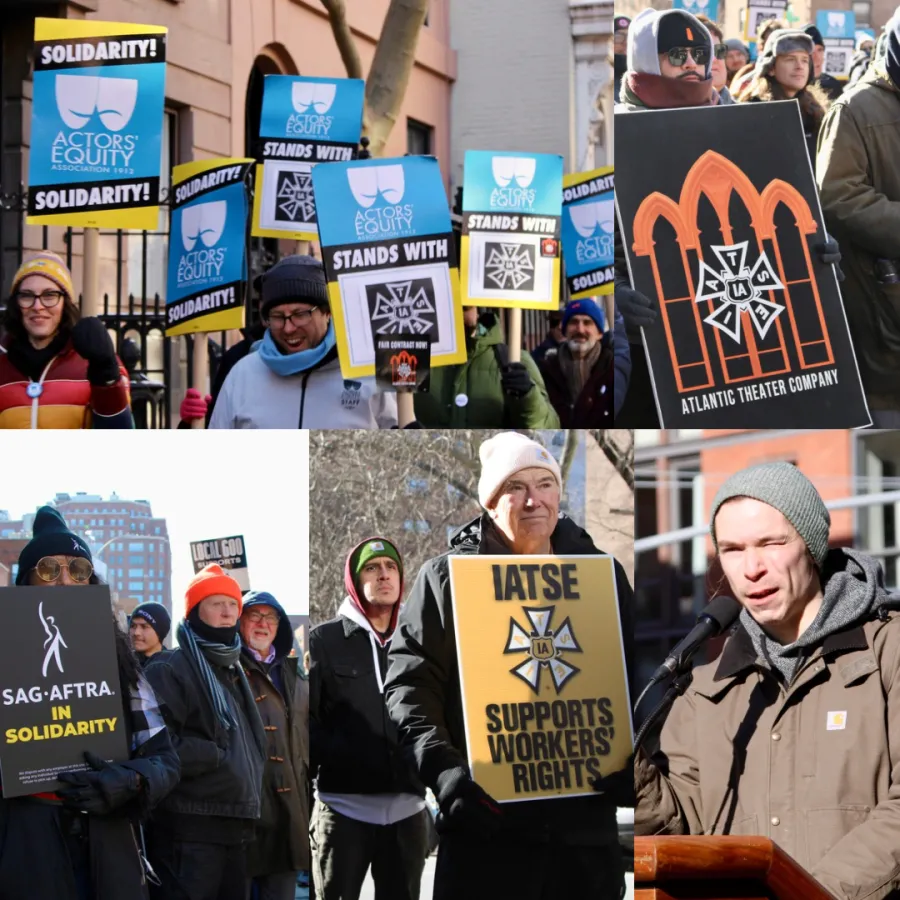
<box><xmin>887</xmin><ymin>14</ymin><xmax>900</xmax><ymax>89</ymax></box>
<box><xmin>16</xmin><ymin>506</ymin><xmax>92</xmax><ymax>585</ymax></box>
<box><xmin>562</xmin><ymin>298</ymin><xmax>606</xmax><ymax>333</ymax></box>
<box><xmin>260</xmin><ymin>255</ymin><xmax>329</xmax><ymax>317</ymax></box>
<box><xmin>130</xmin><ymin>601</ymin><xmax>171</xmax><ymax>644</ymax></box>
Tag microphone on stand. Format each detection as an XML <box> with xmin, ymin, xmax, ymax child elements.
<box><xmin>647</xmin><ymin>595</ymin><xmax>741</xmax><ymax>690</ymax></box>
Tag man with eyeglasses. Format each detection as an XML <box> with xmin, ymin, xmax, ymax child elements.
<box><xmin>384</xmin><ymin>432</ymin><xmax>635</xmax><ymax>900</ymax></box>
<box><xmin>209</xmin><ymin>255</ymin><xmax>397</xmax><ymax>429</ymax></box>
<box><xmin>309</xmin><ymin>538</ymin><xmax>430</xmax><ymax>900</ymax></box>
<box><xmin>0</xmin><ymin>250</ymin><xmax>132</xmax><ymax>429</ymax></box>
<box><xmin>1</xmin><ymin>506</ymin><xmax>179</xmax><ymax>900</ymax></box>
<box><xmin>238</xmin><ymin>592</ymin><xmax>309</xmax><ymax>900</ymax></box>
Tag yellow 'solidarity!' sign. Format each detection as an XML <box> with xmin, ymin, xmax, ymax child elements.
<box><xmin>448</xmin><ymin>555</ymin><xmax>632</xmax><ymax>803</ymax></box>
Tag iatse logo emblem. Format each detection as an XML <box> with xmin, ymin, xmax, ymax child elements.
<box><xmin>178</xmin><ymin>200</ymin><xmax>228</xmax><ymax>286</ymax></box>
<box><xmin>348</xmin><ymin>166</ymin><xmax>413</xmax><ymax>238</ymax></box>
<box><xmin>52</xmin><ymin>74</ymin><xmax>139</xmax><ymax>172</ymax></box>
<box><xmin>490</xmin><ymin>156</ymin><xmax>537</xmax><ymax>210</ymax></box>
<box><xmin>505</xmin><ymin>606</ymin><xmax>582</xmax><ymax>694</ymax></box>
<box><xmin>288</xmin><ymin>82</ymin><xmax>337</xmax><ymax>137</ymax></box>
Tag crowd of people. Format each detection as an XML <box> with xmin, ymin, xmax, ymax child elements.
<box><xmin>613</xmin><ymin>5</ymin><xmax>900</xmax><ymax>426</ymax></box>
<box><xmin>0</xmin><ymin>506</ymin><xmax>309</xmax><ymax>900</ymax></box>
<box><xmin>0</xmin><ymin>251</ymin><xmax>621</xmax><ymax>431</ymax></box>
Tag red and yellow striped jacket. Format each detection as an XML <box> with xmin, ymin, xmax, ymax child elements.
<box><xmin>0</xmin><ymin>339</ymin><xmax>133</xmax><ymax>429</ymax></box>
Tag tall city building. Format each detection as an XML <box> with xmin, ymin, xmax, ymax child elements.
<box><xmin>0</xmin><ymin>493</ymin><xmax>171</xmax><ymax>624</ymax></box>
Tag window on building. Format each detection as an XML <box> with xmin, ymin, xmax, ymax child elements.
<box><xmin>155</xmin><ymin>526</ymin><xmax>161</xmax><ymax>534</ymax></box>
<box><xmin>128</xmin><ymin>581</ymin><xmax>143</xmax><ymax>591</ymax></box>
<box><xmin>856</xmin><ymin>433</ymin><xmax>900</xmax><ymax>586</ymax></box>
<box><xmin>852</xmin><ymin>0</ymin><xmax>872</xmax><ymax>25</ymax></box>
<box><xmin>129</xmin><ymin>542</ymin><xmax>144</xmax><ymax>551</ymax></box>
<box><xmin>128</xmin><ymin>568</ymin><xmax>143</xmax><ymax>578</ymax></box>
<box><xmin>407</xmin><ymin>118</ymin><xmax>433</xmax><ymax>157</ymax></box>
<box><xmin>129</xmin><ymin>555</ymin><xmax>143</xmax><ymax>565</ymax></box>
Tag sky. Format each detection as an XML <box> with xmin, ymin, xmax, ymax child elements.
<box><xmin>1</xmin><ymin>430</ymin><xmax>309</xmax><ymax>615</ymax></box>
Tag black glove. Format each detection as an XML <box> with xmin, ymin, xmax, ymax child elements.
<box><xmin>437</xmin><ymin>769</ymin><xmax>503</xmax><ymax>838</ymax></box>
<box><xmin>815</xmin><ymin>235</ymin><xmax>845</xmax><ymax>283</ymax></box>
<box><xmin>615</xmin><ymin>283</ymin><xmax>657</xmax><ymax>342</ymax></box>
<box><xmin>71</xmin><ymin>317</ymin><xmax>120</xmax><ymax>385</ymax></box>
<box><xmin>591</xmin><ymin>754</ymin><xmax>635</xmax><ymax>807</ymax></box>
<box><xmin>57</xmin><ymin>751</ymin><xmax>143</xmax><ymax>816</ymax></box>
<box><xmin>500</xmin><ymin>362</ymin><xmax>534</xmax><ymax>398</ymax></box>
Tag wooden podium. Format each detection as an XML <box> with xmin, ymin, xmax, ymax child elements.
<box><xmin>635</xmin><ymin>836</ymin><xmax>836</xmax><ymax>900</ymax></box>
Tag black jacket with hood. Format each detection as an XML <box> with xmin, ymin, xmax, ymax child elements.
<box><xmin>383</xmin><ymin>512</ymin><xmax>635</xmax><ymax>843</ymax></box>
<box><xmin>309</xmin><ymin>539</ymin><xmax>426</xmax><ymax>799</ymax></box>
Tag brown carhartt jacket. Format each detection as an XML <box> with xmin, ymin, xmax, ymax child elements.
<box><xmin>637</xmin><ymin>609</ymin><xmax>900</xmax><ymax>900</ymax></box>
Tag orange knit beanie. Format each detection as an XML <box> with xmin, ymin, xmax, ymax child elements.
<box><xmin>185</xmin><ymin>563</ymin><xmax>243</xmax><ymax>617</ymax></box>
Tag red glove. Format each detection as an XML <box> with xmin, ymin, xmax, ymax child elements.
<box><xmin>180</xmin><ymin>388</ymin><xmax>211</xmax><ymax>422</ymax></box>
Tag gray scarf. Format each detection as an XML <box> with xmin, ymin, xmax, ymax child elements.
<box><xmin>557</xmin><ymin>339</ymin><xmax>602</xmax><ymax>401</ymax></box>
<box><xmin>742</xmin><ymin>547</ymin><xmax>894</xmax><ymax>683</ymax></box>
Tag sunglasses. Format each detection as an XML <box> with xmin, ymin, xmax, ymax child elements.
<box><xmin>666</xmin><ymin>44</ymin><xmax>727</xmax><ymax>66</ymax></box>
<box><xmin>34</xmin><ymin>556</ymin><xmax>93</xmax><ymax>584</ymax></box>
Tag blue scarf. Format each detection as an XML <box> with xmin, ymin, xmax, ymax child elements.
<box><xmin>257</xmin><ymin>320</ymin><xmax>336</xmax><ymax>377</ymax></box>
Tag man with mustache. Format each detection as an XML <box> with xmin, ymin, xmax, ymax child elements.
<box><xmin>636</xmin><ymin>462</ymin><xmax>900</xmax><ymax>898</ymax></box>
<box><xmin>538</xmin><ymin>298</ymin><xmax>614</xmax><ymax>425</ymax></box>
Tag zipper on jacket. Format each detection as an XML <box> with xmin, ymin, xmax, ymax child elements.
<box><xmin>31</xmin><ymin>357</ymin><xmax>56</xmax><ymax>430</ymax></box>
<box><xmin>297</xmin><ymin>371</ymin><xmax>312</xmax><ymax>428</ymax></box>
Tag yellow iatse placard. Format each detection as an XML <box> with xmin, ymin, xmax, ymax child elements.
<box><xmin>448</xmin><ymin>555</ymin><xmax>631</xmax><ymax>803</ymax></box>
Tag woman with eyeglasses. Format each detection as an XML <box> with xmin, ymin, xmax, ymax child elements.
<box><xmin>0</xmin><ymin>506</ymin><xmax>180</xmax><ymax>900</ymax></box>
<box><xmin>0</xmin><ymin>251</ymin><xmax>133</xmax><ymax>429</ymax></box>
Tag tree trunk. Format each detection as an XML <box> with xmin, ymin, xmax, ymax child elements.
<box><xmin>319</xmin><ymin>0</ymin><xmax>364</xmax><ymax>81</ymax></box>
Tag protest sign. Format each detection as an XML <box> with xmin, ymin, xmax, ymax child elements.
<box><xmin>312</xmin><ymin>155</ymin><xmax>466</xmax><ymax>379</ymax></box>
<box><xmin>166</xmin><ymin>158</ymin><xmax>252</xmax><ymax>337</ymax></box>
<box><xmin>562</xmin><ymin>167</ymin><xmax>614</xmax><ymax>300</ymax></box>
<box><xmin>744</xmin><ymin>0</ymin><xmax>788</xmax><ymax>41</ymax></box>
<box><xmin>448</xmin><ymin>555</ymin><xmax>631</xmax><ymax>803</ymax></box>
<box><xmin>674</xmin><ymin>0</ymin><xmax>720</xmax><ymax>25</ymax></box>
<box><xmin>251</xmin><ymin>75</ymin><xmax>364</xmax><ymax>242</ymax></box>
<box><xmin>190</xmin><ymin>535</ymin><xmax>249</xmax><ymax>591</ymax></box>
<box><xmin>816</xmin><ymin>10</ymin><xmax>856</xmax><ymax>80</ymax></box>
<box><xmin>27</xmin><ymin>18</ymin><xmax>167</xmax><ymax>230</ymax></box>
<box><xmin>616</xmin><ymin>102</ymin><xmax>870</xmax><ymax>428</ymax></box>
<box><xmin>460</xmin><ymin>151</ymin><xmax>563</xmax><ymax>310</ymax></box>
<box><xmin>374</xmin><ymin>337</ymin><xmax>431</xmax><ymax>393</ymax></box>
<box><xmin>0</xmin><ymin>586</ymin><xmax>128</xmax><ymax>798</ymax></box>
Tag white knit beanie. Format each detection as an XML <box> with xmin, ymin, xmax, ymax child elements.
<box><xmin>477</xmin><ymin>432</ymin><xmax>562</xmax><ymax>508</ymax></box>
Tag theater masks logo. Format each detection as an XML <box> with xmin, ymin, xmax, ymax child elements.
<box><xmin>52</xmin><ymin>74</ymin><xmax>139</xmax><ymax>172</ymax></box>
<box><xmin>505</xmin><ymin>606</ymin><xmax>582</xmax><ymax>694</ymax></box>
<box><xmin>178</xmin><ymin>200</ymin><xmax>228</xmax><ymax>286</ymax></box>
<box><xmin>490</xmin><ymin>156</ymin><xmax>537</xmax><ymax>211</ymax></box>
<box><xmin>348</xmin><ymin>165</ymin><xmax>413</xmax><ymax>239</ymax></box>
<box><xmin>288</xmin><ymin>81</ymin><xmax>337</xmax><ymax>138</ymax></box>
<box><xmin>568</xmin><ymin>200</ymin><xmax>615</xmax><ymax>265</ymax></box>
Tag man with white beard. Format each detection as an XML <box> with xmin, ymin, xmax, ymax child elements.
<box><xmin>539</xmin><ymin>297</ymin><xmax>614</xmax><ymax>425</ymax></box>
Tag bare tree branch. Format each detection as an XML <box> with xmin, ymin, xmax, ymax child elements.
<box><xmin>590</xmin><ymin>429</ymin><xmax>634</xmax><ymax>490</ymax></box>
<box><xmin>319</xmin><ymin>0</ymin><xmax>364</xmax><ymax>80</ymax></box>
<box><xmin>365</xmin><ymin>0</ymin><xmax>430</xmax><ymax>155</ymax></box>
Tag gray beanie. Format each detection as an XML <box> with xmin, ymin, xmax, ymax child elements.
<box><xmin>709</xmin><ymin>462</ymin><xmax>830</xmax><ymax>567</ymax></box>
<box><xmin>260</xmin><ymin>255</ymin><xmax>328</xmax><ymax>317</ymax></box>
<box><xmin>755</xmin><ymin>29</ymin><xmax>815</xmax><ymax>79</ymax></box>
<box><xmin>724</xmin><ymin>38</ymin><xmax>750</xmax><ymax>57</ymax></box>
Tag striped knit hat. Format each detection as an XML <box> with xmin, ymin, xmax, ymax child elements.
<box><xmin>10</xmin><ymin>251</ymin><xmax>75</xmax><ymax>300</ymax></box>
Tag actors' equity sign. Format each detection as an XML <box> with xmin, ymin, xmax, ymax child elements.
<box><xmin>816</xmin><ymin>10</ymin><xmax>856</xmax><ymax>80</ymax></box>
<box><xmin>0</xmin><ymin>586</ymin><xmax>128</xmax><ymax>797</ymax></box>
<box><xmin>562</xmin><ymin>167</ymin><xmax>614</xmax><ymax>300</ymax></box>
<box><xmin>28</xmin><ymin>18</ymin><xmax>167</xmax><ymax>230</ymax></box>
<box><xmin>616</xmin><ymin>102</ymin><xmax>870</xmax><ymax>427</ymax></box>
<box><xmin>461</xmin><ymin>151</ymin><xmax>563</xmax><ymax>310</ymax></box>
<box><xmin>448</xmin><ymin>556</ymin><xmax>631</xmax><ymax>803</ymax></box>
<box><xmin>166</xmin><ymin>158</ymin><xmax>252</xmax><ymax>336</ymax></box>
<box><xmin>312</xmin><ymin>156</ymin><xmax>466</xmax><ymax>379</ymax></box>
<box><xmin>251</xmin><ymin>75</ymin><xmax>364</xmax><ymax>242</ymax></box>
<box><xmin>190</xmin><ymin>535</ymin><xmax>250</xmax><ymax>591</ymax></box>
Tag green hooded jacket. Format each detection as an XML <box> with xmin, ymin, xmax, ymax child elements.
<box><xmin>413</xmin><ymin>319</ymin><xmax>560</xmax><ymax>428</ymax></box>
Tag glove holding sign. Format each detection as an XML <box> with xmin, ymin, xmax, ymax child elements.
<box><xmin>436</xmin><ymin>766</ymin><xmax>504</xmax><ymax>838</ymax></box>
<box><xmin>500</xmin><ymin>361</ymin><xmax>535</xmax><ymax>399</ymax></box>
<box><xmin>71</xmin><ymin>317</ymin><xmax>121</xmax><ymax>387</ymax></box>
<box><xmin>591</xmin><ymin>754</ymin><xmax>636</xmax><ymax>807</ymax></box>
<box><xmin>57</xmin><ymin>751</ymin><xmax>145</xmax><ymax>816</ymax></box>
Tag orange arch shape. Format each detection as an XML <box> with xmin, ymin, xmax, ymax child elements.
<box><xmin>632</xmin><ymin>193</ymin><xmax>691</xmax><ymax>256</ymax></box>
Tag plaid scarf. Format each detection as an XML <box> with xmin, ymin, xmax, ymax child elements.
<box><xmin>557</xmin><ymin>339</ymin><xmax>603</xmax><ymax>401</ymax></box>
<box><xmin>130</xmin><ymin>671</ymin><xmax>167</xmax><ymax>752</ymax></box>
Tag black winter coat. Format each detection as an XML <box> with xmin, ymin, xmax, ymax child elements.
<box><xmin>310</xmin><ymin>615</ymin><xmax>426</xmax><ymax>798</ymax></box>
<box><xmin>0</xmin><ymin>690</ymin><xmax>180</xmax><ymax>900</ymax></box>
<box><xmin>384</xmin><ymin>513</ymin><xmax>634</xmax><ymax>844</ymax></box>
<box><xmin>145</xmin><ymin>647</ymin><xmax>264</xmax><ymax>820</ymax></box>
